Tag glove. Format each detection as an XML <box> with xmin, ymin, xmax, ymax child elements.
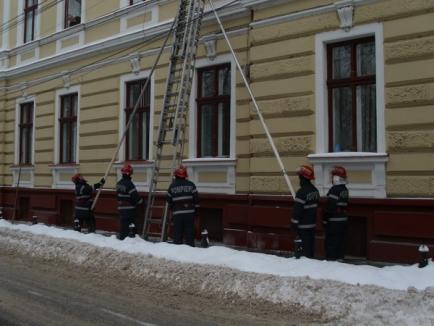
<box><xmin>100</xmin><ymin>178</ymin><xmax>106</xmax><ymax>185</ymax></box>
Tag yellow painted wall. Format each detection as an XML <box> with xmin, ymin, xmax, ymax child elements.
<box><xmin>86</xmin><ymin>0</ymin><xmax>120</xmax><ymax>21</ymax></box>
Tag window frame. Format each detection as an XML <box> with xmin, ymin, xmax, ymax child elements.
<box><xmin>124</xmin><ymin>78</ymin><xmax>151</xmax><ymax>161</ymax></box>
<box><xmin>18</xmin><ymin>101</ymin><xmax>34</xmax><ymax>165</ymax></box>
<box><xmin>326</xmin><ymin>36</ymin><xmax>376</xmax><ymax>152</ymax></box>
<box><xmin>196</xmin><ymin>63</ymin><xmax>231</xmax><ymax>158</ymax></box>
<box><xmin>23</xmin><ymin>0</ymin><xmax>38</xmax><ymax>44</ymax></box>
<box><xmin>64</xmin><ymin>0</ymin><xmax>82</xmax><ymax>29</ymax></box>
<box><xmin>58</xmin><ymin>92</ymin><xmax>78</xmax><ymax>164</ymax></box>
<box><xmin>314</xmin><ymin>23</ymin><xmax>385</xmax><ymax>154</ymax></box>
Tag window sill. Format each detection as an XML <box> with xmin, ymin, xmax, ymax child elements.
<box><xmin>183</xmin><ymin>158</ymin><xmax>237</xmax><ymax>167</ymax></box>
<box><xmin>308</xmin><ymin>152</ymin><xmax>388</xmax><ymax>163</ymax></box>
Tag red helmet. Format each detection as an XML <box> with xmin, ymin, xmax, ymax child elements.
<box><xmin>174</xmin><ymin>165</ymin><xmax>188</xmax><ymax>179</ymax></box>
<box><xmin>121</xmin><ymin>164</ymin><xmax>133</xmax><ymax>176</ymax></box>
<box><xmin>331</xmin><ymin>166</ymin><xmax>347</xmax><ymax>178</ymax></box>
<box><xmin>296</xmin><ymin>165</ymin><xmax>315</xmax><ymax>180</ymax></box>
<box><xmin>71</xmin><ymin>173</ymin><xmax>85</xmax><ymax>183</ymax></box>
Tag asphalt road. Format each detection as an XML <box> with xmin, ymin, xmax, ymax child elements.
<box><xmin>0</xmin><ymin>251</ymin><xmax>303</xmax><ymax>326</ymax></box>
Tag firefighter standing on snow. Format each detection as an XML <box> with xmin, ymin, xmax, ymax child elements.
<box><xmin>291</xmin><ymin>165</ymin><xmax>320</xmax><ymax>258</ymax></box>
<box><xmin>71</xmin><ymin>173</ymin><xmax>104</xmax><ymax>233</ymax></box>
<box><xmin>323</xmin><ymin>166</ymin><xmax>349</xmax><ymax>260</ymax></box>
<box><xmin>166</xmin><ymin>165</ymin><xmax>199</xmax><ymax>247</ymax></box>
<box><xmin>116</xmin><ymin>164</ymin><xmax>144</xmax><ymax>240</ymax></box>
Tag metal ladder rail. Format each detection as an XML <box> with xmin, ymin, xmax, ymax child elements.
<box><xmin>158</xmin><ymin>1</ymin><xmax>205</xmax><ymax>241</ymax></box>
<box><xmin>142</xmin><ymin>0</ymin><xmax>204</xmax><ymax>239</ymax></box>
<box><xmin>143</xmin><ymin>0</ymin><xmax>203</xmax><ymax>239</ymax></box>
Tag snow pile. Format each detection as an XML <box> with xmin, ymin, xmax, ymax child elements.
<box><xmin>1</xmin><ymin>220</ymin><xmax>434</xmax><ymax>325</ymax></box>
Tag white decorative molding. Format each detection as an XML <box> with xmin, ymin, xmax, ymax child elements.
<box><xmin>308</xmin><ymin>153</ymin><xmax>388</xmax><ymax>198</ymax></box>
<box><xmin>189</xmin><ymin>53</ymin><xmax>236</xmax><ymax>160</ymax></box>
<box><xmin>54</xmin><ymin>85</ymin><xmax>81</xmax><ymax>166</ymax></box>
<box><xmin>62</xmin><ymin>71</ymin><xmax>71</xmax><ymax>88</ymax></box>
<box><xmin>19</xmin><ymin>83</ymin><xmax>28</xmax><ymax>98</ymax></box>
<box><xmin>315</xmin><ymin>22</ymin><xmax>385</xmax><ymax>154</ymax></box>
<box><xmin>183</xmin><ymin>158</ymin><xmax>237</xmax><ymax>194</ymax></box>
<box><xmin>113</xmin><ymin>162</ymin><xmax>154</xmax><ymax>192</ymax></box>
<box><xmin>129</xmin><ymin>54</ymin><xmax>141</xmax><ymax>74</ymax></box>
<box><xmin>335</xmin><ymin>0</ymin><xmax>355</xmax><ymax>31</ymax></box>
<box><xmin>10</xmin><ymin>166</ymin><xmax>35</xmax><ymax>188</ymax></box>
<box><xmin>203</xmin><ymin>34</ymin><xmax>217</xmax><ymax>60</ymax></box>
<box><xmin>118</xmin><ymin>70</ymin><xmax>155</xmax><ymax>162</ymax></box>
<box><xmin>50</xmin><ymin>165</ymin><xmax>79</xmax><ymax>189</ymax></box>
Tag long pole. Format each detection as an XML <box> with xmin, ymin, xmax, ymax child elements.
<box><xmin>91</xmin><ymin>19</ymin><xmax>177</xmax><ymax>211</ymax></box>
<box><xmin>207</xmin><ymin>0</ymin><xmax>296</xmax><ymax>198</ymax></box>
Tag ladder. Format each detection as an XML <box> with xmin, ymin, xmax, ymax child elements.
<box><xmin>142</xmin><ymin>0</ymin><xmax>205</xmax><ymax>241</ymax></box>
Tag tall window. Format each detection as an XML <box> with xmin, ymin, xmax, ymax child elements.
<box><xmin>125</xmin><ymin>79</ymin><xmax>150</xmax><ymax>161</ymax></box>
<box><xmin>327</xmin><ymin>37</ymin><xmax>376</xmax><ymax>152</ymax></box>
<box><xmin>19</xmin><ymin>102</ymin><xmax>34</xmax><ymax>164</ymax></box>
<box><xmin>24</xmin><ymin>0</ymin><xmax>38</xmax><ymax>43</ymax></box>
<box><xmin>59</xmin><ymin>93</ymin><xmax>78</xmax><ymax>163</ymax></box>
<box><xmin>65</xmin><ymin>0</ymin><xmax>81</xmax><ymax>28</ymax></box>
<box><xmin>197</xmin><ymin>64</ymin><xmax>231</xmax><ymax>157</ymax></box>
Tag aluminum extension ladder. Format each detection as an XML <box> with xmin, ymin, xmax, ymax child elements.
<box><xmin>142</xmin><ymin>0</ymin><xmax>205</xmax><ymax>241</ymax></box>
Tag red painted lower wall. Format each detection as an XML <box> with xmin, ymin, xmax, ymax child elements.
<box><xmin>1</xmin><ymin>187</ymin><xmax>433</xmax><ymax>264</ymax></box>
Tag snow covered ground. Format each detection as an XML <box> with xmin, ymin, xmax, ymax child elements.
<box><xmin>1</xmin><ymin>219</ymin><xmax>434</xmax><ymax>325</ymax></box>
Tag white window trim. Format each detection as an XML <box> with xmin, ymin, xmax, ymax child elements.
<box><xmin>315</xmin><ymin>22</ymin><xmax>385</xmax><ymax>154</ymax></box>
<box><xmin>118</xmin><ymin>69</ymin><xmax>155</xmax><ymax>162</ymax></box>
<box><xmin>312</xmin><ymin>23</ymin><xmax>387</xmax><ymax>198</ymax></box>
<box><xmin>188</xmin><ymin>53</ymin><xmax>236</xmax><ymax>160</ymax></box>
<box><xmin>186</xmin><ymin>53</ymin><xmax>237</xmax><ymax>194</ymax></box>
<box><xmin>17</xmin><ymin>0</ymin><xmax>41</xmax><ymax>47</ymax></box>
<box><xmin>54</xmin><ymin>85</ymin><xmax>81</xmax><ymax>165</ymax></box>
<box><xmin>12</xmin><ymin>96</ymin><xmax>36</xmax><ymax>188</ymax></box>
<box><xmin>56</xmin><ymin>0</ymin><xmax>86</xmax><ymax>32</ymax></box>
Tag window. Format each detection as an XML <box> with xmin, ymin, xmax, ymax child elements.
<box><xmin>19</xmin><ymin>102</ymin><xmax>34</xmax><ymax>164</ymax></box>
<box><xmin>327</xmin><ymin>37</ymin><xmax>376</xmax><ymax>152</ymax></box>
<box><xmin>130</xmin><ymin>0</ymin><xmax>144</xmax><ymax>4</ymax></box>
<box><xmin>197</xmin><ymin>64</ymin><xmax>231</xmax><ymax>157</ymax></box>
<box><xmin>65</xmin><ymin>0</ymin><xmax>81</xmax><ymax>28</ymax></box>
<box><xmin>125</xmin><ymin>79</ymin><xmax>150</xmax><ymax>161</ymax></box>
<box><xmin>59</xmin><ymin>93</ymin><xmax>78</xmax><ymax>163</ymax></box>
<box><xmin>24</xmin><ymin>0</ymin><xmax>38</xmax><ymax>43</ymax></box>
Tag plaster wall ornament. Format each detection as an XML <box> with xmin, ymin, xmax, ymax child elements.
<box><xmin>335</xmin><ymin>0</ymin><xmax>354</xmax><ymax>32</ymax></box>
<box><xmin>129</xmin><ymin>55</ymin><xmax>141</xmax><ymax>74</ymax></box>
<box><xmin>62</xmin><ymin>72</ymin><xmax>71</xmax><ymax>88</ymax></box>
<box><xmin>203</xmin><ymin>34</ymin><xmax>217</xmax><ymax>61</ymax></box>
<box><xmin>19</xmin><ymin>82</ymin><xmax>28</xmax><ymax>98</ymax></box>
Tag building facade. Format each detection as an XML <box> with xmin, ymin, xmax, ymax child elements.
<box><xmin>1</xmin><ymin>0</ymin><xmax>433</xmax><ymax>263</ymax></box>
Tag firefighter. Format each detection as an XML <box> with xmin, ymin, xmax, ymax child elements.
<box><xmin>71</xmin><ymin>173</ymin><xmax>104</xmax><ymax>233</ymax></box>
<box><xmin>116</xmin><ymin>164</ymin><xmax>144</xmax><ymax>240</ymax></box>
<box><xmin>291</xmin><ymin>165</ymin><xmax>320</xmax><ymax>258</ymax></box>
<box><xmin>323</xmin><ymin>166</ymin><xmax>349</xmax><ymax>260</ymax></box>
<box><xmin>166</xmin><ymin>165</ymin><xmax>199</xmax><ymax>247</ymax></box>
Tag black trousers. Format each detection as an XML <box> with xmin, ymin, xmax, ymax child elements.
<box><xmin>76</xmin><ymin>210</ymin><xmax>96</xmax><ymax>233</ymax></box>
<box><xmin>173</xmin><ymin>213</ymin><xmax>195</xmax><ymax>247</ymax></box>
<box><xmin>297</xmin><ymin>229</ymin><xmax>315</xmax><ymax>258</ymax></box>
<box><xmin>119</xmin><ymin>213</ymin><xmax>135</xmax><ymax>240</ymax></box>
<box><xmin>325</xmin><ymin>222</ymin><xmax>347</xmax><ymax>260</ymax></box>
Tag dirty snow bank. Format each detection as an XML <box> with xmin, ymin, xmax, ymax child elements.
<box><xmin>1</xmin><ymin>221</ymin><xmax>434</xmax><ymax>325</ymax></box>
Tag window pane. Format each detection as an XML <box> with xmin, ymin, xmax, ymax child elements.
<box><xmin>357</xmin><ymin>42</ymin><xmax>375</xmax><ymax>76</ymax></box>
<box><xmin>332</xmin><ymin>87</ymin><xmax>353</xmax><ymax>152</ymax></box>
<box><xmin>357</xmin><ymin>85</ymin><xmax>377</xmax><ymax>152</ymax></box>
<box><xmin>141</xmin><ymin>112</ymin><xmax>149</xmax><ymax>159</ymax></box>
<box><xmin>20</xmin><ymin>129</ymin><xmax>26</xmax><ymax>163</ymax></box>
<box><xmin>128</xmin><ymin>113</ymin><xmax>139</xmax><ymax>160</ymax></box>
<box><xmin>62</xmin><ymin>97</ymin><xmax>70</xmax><ymax>117</ymax></box>
<box><xmin>71</xmin><ymin>122</ymin><xmax>77</xmax><ymax>162</ymax></box>
<box><xmin>200</xmin><ymin>104</ymin><xmax>214</xmax><ymax>157</ymax></box>
<box><xmin>25</xmin><ymin>14</ymin><xmax>33</xmax><ymax>42</ymax></box>
<box><xmin>218</xmin><ymin>67</ymin><xmax>231</xmax><ymax>96</ymax></box>
<box><xmin>332</xmin><ymin>45</ymin><xmax>351</xmax><ymax>79</ymax></box>
<box><xmin>217</xmin><ymin>103</ymin><xmax>230</xmax><ymax>157</ymax></box>
<box><xmin>201</xmin><ymin>70</ymin><xmax>214</xmax><ymax>97</ymax></box>
<box><xmin>62</xmin><ymin>124</ymin><xmax>69</xmax><ymax>162</ymax></box>
<box><xmin>66</xmin><ymin>0</ymin><xmax>81</xmax><ymax>27</ymax></box>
